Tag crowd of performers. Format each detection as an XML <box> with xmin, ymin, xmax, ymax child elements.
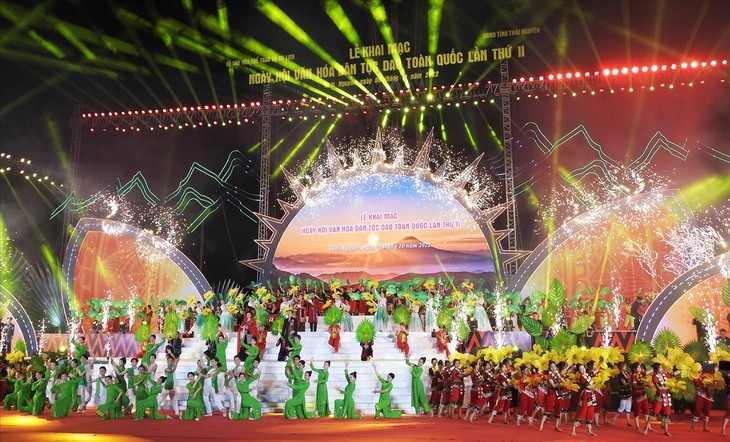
<box><xmin>2</xmin><ymin>327</ymin><xmax>729</xmax><ymax>437</ymax></box>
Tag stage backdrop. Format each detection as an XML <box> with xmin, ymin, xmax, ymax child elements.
<box><xmin>63</xmin><ymin>218</ymin><xmax>211</xmax><ymax>315</ymax></box>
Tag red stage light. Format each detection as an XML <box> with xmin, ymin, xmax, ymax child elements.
<box><xmin>566</xmin><ymin>73</ymin><xmax>572</xmax><ymax>78</ymax></box>
<box><xmin>602</xmin><ymin>69</ymin><xmax>610</xmax><ymax>76</ymax></box>
<box><xmin>641</xmin><ymin>66</ymin><xmax>648</xmax><ymax>72</ymax></box>
<box><xmin>556</xmin><ymin>74</ymin><xmax>563</xmax><ymax>79</ymax></box>
<box><xmin>621</xmin><ymin>67</ymin><xmax>629</xmax><ymax>74</ymax></box>
<box><xmin>631</xmin><ymin>67</ymin><xmax>638</xmax><ymax>73</ymax></box>
<box><xmin>690</xmin><ymin>61</ymin><xmax>698</xmax><ymax>68</ymax></box>
<box><xmin>611</xmin><ymin>68</ymin><xmax>619</xmax><ymax>75</ymax></box>
<box><xmin>539</xmin><ymin>76</ymin><xmax>544</xmax><ymax>80</ymax></box>
<box><xmin>575</xmin><ymin>72</ymin><xmax>581</xmax><ymax>78</ymax></box>
<box><xmin>548</xmin><ymin>74</ymin><xmax>554</xmax><ymax>80</ymax></box>
<box><xmin>711</xmin><ymin>60</ymin><xmax>717</xmax><ymax>66</ymax></box>
<box><xmin>681</xmin><ymin>62</ymin><xmax>688</xmax><ymax>68</ymax></box>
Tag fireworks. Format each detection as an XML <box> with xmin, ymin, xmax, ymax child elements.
<box><xmin>38</xmin><ymin>319</ymin><xmax>47</xmax><ymax>355</ymax></box>
<box><xmin>127</xmin><ymin>292</ymin><xmax>136</xmax><ymax>330</ymax></box>
<box><xmin>622</xmin><ymin>238</ymin><xmax>661</xmax><ymax>285</ymax></box>
<box><xmin>492</xmin><ymin>286</ymin><xmax>506</xmax><ymax>349</ymax></box>
<box><xmin>289</xmin><ymin>129</ymin><xmax>498</xmax><ymax>217</ymax></box>
<box><xmin>660</xmin><ymin>222</ymin><xmax>725</xmax><ymax>276</ymax></box>
<box><xmin>101</xmin><ymin>290</ymin><xmax>112</xmax><ymax>333</ymax></box>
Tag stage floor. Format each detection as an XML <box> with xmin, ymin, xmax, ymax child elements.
<box><xmin>1</xmin><ymin>410</ymin><xmax>727</xmax><ymax>442</ymax></box>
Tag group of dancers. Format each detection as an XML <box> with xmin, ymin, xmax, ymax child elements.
<box><xmin>3</xmin><ymin>330</ymin><xmax>730</xmax><ymax>437</ymax></box>
<box><xmin>426</xmin><ymin>357</ymin><xmax>730</xmax><ymax>436</ymax></box>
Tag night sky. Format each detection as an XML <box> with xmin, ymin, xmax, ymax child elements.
<box><xmin>1</xmin><ymin>0</ymin><xmax>728</xmax><ymax>286</ymax></box>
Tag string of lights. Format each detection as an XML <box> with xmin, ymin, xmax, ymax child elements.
<box><xmin>76</xmin><ymin>59</ymin><xmax>728</xmax><ymax>133</ymax></box>
<box><xmin>0</xmin><ymin>153</ymin><xmax>66</xmax><ymax>187</ymax></box>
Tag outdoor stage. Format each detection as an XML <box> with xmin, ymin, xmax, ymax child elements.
<box><xmin>0</xmin><ymin>409</ymin><xmax>726</xmax><ymax>442</ymax></box>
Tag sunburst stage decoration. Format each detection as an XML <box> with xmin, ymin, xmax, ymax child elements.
<box><xmin>244</xmin><ymin>129</ymin><xmax>529</xmax><ymax>284</ymax></box>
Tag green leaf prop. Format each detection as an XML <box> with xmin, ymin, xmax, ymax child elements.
<box><xmin>599</xmin><ymin>287</ymin><xmax>610</xmax><ymax>296</ymax></box>
<box><xmin>270</xmin><ymin>316</ymin><xmax>284</xmax><ymax>336</ymax></box>
<box><xmin>288</xmin><ymin>274</ymin><xmax>296</xmax><ymax>286</ymax></box>
<box><xmin>348</xmin><ymin>292</ymin><xmax>362</xmax><ymax>301</ymax></box>
<box><xmin>356</xmin><ymin>319</ymin><xmax>375</xmax><ymax>344</ymax></box>
<box><xmin>689</xmin><ymin>307</ymin><xmax>715</xmax><ymax>325</ymax></box>
<box><xmin>200</xmin><ymin>315</ymin><xmax>219</xmax><ymax>341</ymax></box>
<box><xmin>163</xmin><ymin>310</ymin><xmax>179</xmax><ymax>339</ymax></box>
<box><xmin>627</xmin><ymin>340</ymin><xmax>654</xmax><ymax>364</ymax></box>
<box><xmin>324</xmin><ymin>306</ymin><xmax>343</xmax><ymax>326</ymax></box>
<box><xmin>569</xmin><ymin>290</ymin><xmax>582</xmax><ymax>309</ymax></box>
<box><xmin>548</xmin><ymin>279</ymin><xmax>565</xmax><ymax>306</ymax></box>
<box><xmin>541</xmin><ymin>305</ymin><xmax>558</xmax><ymax>327</ymax></box>
<box><xmin>529</xmin><ymin>290</ymin><xmax>546</xmax><ymax>304</ymax></box>
<box><xmin>653</xmin><ymin>328</ymin><xmax>682</xmax><ymax>355</ymax></box>
<box><xmin>14</xmin><ymin>339</ymin><xmax>26</xmax><ymax>354</ymax></box>
<box><xmin>534</xmin><ymin>336</ymin><xmax>551</xmax><ymax>350</ymax></box>
<box><xmin>724</xmin><ymin>279</ymin><xmax>730</xmax><ymax>307</ymax></box>
<box><xmin>570</xmin><ymin>315</ymin><xmax>595</xmax><ymax>334</ymax></box>
<box><xmin>520</xmin><ymin>315</ymin><xmax>543</xmax><ymax>337</ymax></box>
<box><xmin>135</xmin><ymin>322</ymin><xmax>151</xmax><ymax>343</ymax></box>
<box><xmin>392</xmin><ymin>306</ymin><xmax>411</xmax><ymax>326</ymax></box>
<box><xmin>457</xmin><ymin>320</ymin><xmax>470</xmax><ymax>341</ymax></box>
<box><xmin>550</xmin><ymin>330</ymin><xmax>577</xmax><ymax>354</ymax></box>
<box><xmin>683</xmin><ymin>339</ymin><xmax>709</xmax><ymax>363</ymax></box>
<box><xmin>437</xmin><ymin>309</ymin><xmax>453</xmax><ymax>329</ymax></box>
<box><xmin>255</xmin><ymin>308</ymin><xmax>269</xmax><ymax>326</ymax></box>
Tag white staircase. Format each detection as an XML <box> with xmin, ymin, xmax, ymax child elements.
<box><xmin>89</xmin><ymin>316</ymin><xmax>459</xmax><ymax>415</ymax></box>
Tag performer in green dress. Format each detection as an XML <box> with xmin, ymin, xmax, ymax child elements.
<box><xmin>51</xmin><ymin>373</ymin><xmax>74</xmax><ymax>418</ymax></box>
<box><xmin>214</xmin><ymin>334</ymin><xmax>229</xmax><ymax>372</ymax></box>
<box><xmin>141</xmin><ymin>335</ymin><xmax>165</xmax><ymax>367</ymax></box>
<box><xmin>406</xmin><ymin>357</ymin><xmax>433</xmax><ymax>415</ymax></box>
<box><xmin>96</xmin><ymin>376</ymin><xmax>125</xmax><ymax>419</ymax></box>
<box><xmin>134</xmin><ymin>376</ymin><xmax>170</xmax><ymax>420</ymax></box>
<box><xmin>240</xmin><ymin>336</ymin><xmax>259</xmax><ymax>374</ymax></box>
<box><xmin>284</xmin><ymin>370</ymin><xmax>313</xmax><ymax>419</ymax></box>
<box><xmin>3</xmin><ymin>371</ymin><xmax>24</xmax><ymax>410</ymax></box>
<box><xmin>181</xmin><ymin>372</ymin><xmax>204</xmax><ymax>421</ymax></box>
<box><xmin>373</xmin><ymin>364</ymin><xmax>403</xmax><ymax>419</ymax></box>
<box><xmin>310</xmin><ymin>359</ymin><xmax>331</xmax><ymax>417</ymax></box>
<box><xmin>287</xmin><ymin>334</ymin><xmax>302</xmax><ymax>361</ymax></box>
<box><xmin>230</xmin><ymin>371</ymin><xmax>262</xmax><ymax>420</ymax></box>
<box><xmin>334</xmin><ymin>362</ymin><xmax>362</xmax><ymax>419</ymax></box>
<box><xmin>30</xmin><ymin>371</ymin><xmax>48</xmax><ymax>415</ymax></box>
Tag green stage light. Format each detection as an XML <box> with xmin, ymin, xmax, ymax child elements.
<box><xmin>427</xmin><ymin>0</ymin><xmax>444</xmax><ymax>88</ymax></box>
<box><xmin>255</xmin><ymin>0</ymin><xmax>369</xmax><ymax>99</ymax></box>
<box><xmin>368</xmin><ymin>0</ymin><xmax>411</xmax><ymax>90</ymax></box>
<box><xmin>299</xmin><ymin>119</ymin><xmax>340</xmax><ymax>175</ymax></box>
<box><xmin>273</xmin><ymin>121</ymin><xmax>322</xmax><ymax>178</ymax></box>
<box><xmin>323</xmin><ymin>0</ymin><xmax>394</xmax><ymax>95</ymax></box>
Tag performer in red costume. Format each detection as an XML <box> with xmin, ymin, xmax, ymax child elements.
<box><xmin>435</xmin><ymin>327</ymin><xmax>450</xmax><ymax>356</ymax></box>
<box><xmin>631</xmin><ymin>362</ymin><xmax>653</xmax><ymax>433</ymax></box>
<box><xmin>395</xmin><ymin>324</ymin><xmax>410</xmax><ymax>358</ymax></box>
<box><xmin>428</xmin><ymin>359</ymin><xmax>442</xmax><ymax>413</ymax></box>
<box><xmin>690</xmin><ymin>369</ymin><xmax>715</xmax><ymax>432</ymax></box>
<box><xmin>438</xmin><ymin>360</ymin><xmax>452</xmax><ymax>417</ymax></box>
<box><xmin>515</xmin><ymin>366</ymin><xmax>535</xmax><ymax>426</ymax></box>
<box><xmin>488</xmin><ymin>361</ymin><xmax>512</xmax><ymax>424</ymax></box>
<box><xmin>328</xmin><ymin>323</ymin><xmax>341</xmax><ymax>353</ymax></box>
<box><xmin>571</xmin><ymin>363</ymin><xmax>597</xmax><ymax>436</ymax></box>
<box><xmin>644</xmin><ymin>362</ymin><xmax>672</xmax><ymax>436</ymax></box>
<box><xmin>449</xmin><ymin>359</ymin><xmax>465</xmax><ymax>419</ymax></box>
